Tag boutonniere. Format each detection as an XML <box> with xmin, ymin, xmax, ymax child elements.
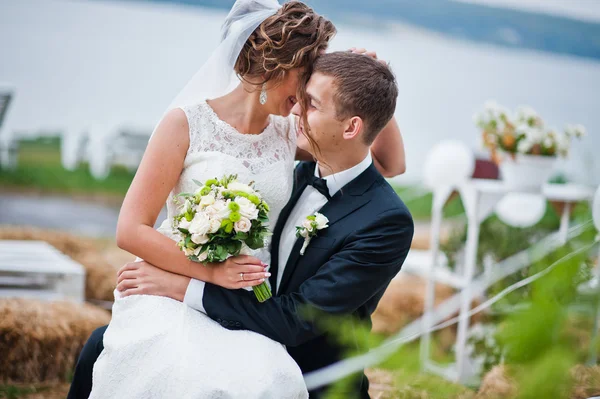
<box><xmin>296</xmin><ymin>212</ymin><xmax>329</xmax><ymax>255</ymax></box>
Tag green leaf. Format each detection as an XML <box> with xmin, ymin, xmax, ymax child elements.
<box><xmin>245</xmin><ymin>234</ymin><xmax>265</xmax><ymax>250</ymax></box>
<box><xmin>192</xmin><ymin>179</ymin><xmax>203</xmax><ymax>187</ymax></box>
<box><xmin>177</xmin><ymin>228</ymin><xmax>189</xmax><ymax>235</ymax></box>
<box><xmin>234</xmin><ymin>232</ymin><xmax>249</xmax><ymax>240</ymax></box>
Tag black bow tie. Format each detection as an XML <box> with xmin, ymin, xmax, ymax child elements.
<box><xmin>306</xmin><ymin>174</ymin><xmax>331</xmax><ymax>200</ymax></box>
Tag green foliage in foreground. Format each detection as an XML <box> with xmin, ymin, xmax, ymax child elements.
<box><xmin>319</xmin><ymin>222</ymin><xmax>599</xmax><ymax>399</ymax></box>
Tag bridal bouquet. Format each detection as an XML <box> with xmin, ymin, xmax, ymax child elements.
<box><xmin>173</xmin><ymin>175</ymin><xmax>272</xmax><ymax>302</ymax></box>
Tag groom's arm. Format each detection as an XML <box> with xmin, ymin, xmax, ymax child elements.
<box><xmin>187</xmin><ymin>208</ymin><xmax>413</xmax><ymax>347</ymax></box>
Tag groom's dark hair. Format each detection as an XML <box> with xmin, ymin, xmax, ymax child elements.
<box><xmin>313</xmin><ymin>52</ymin><xmax>398</xmax><ymax>145</ymax></box>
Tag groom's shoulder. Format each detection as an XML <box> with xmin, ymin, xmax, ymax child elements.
<box><xmin>294</xmin><ymin>161</ymin><xmax>315</xmax><ymax>174</ymax></box>
<box><xmin>294</xmin><ymin>161</ymin><xmax>315</xmax><ymax>183</ymax></box>
<box><xmin>368</xmin><ymin>177</ymin><xmax>412</xmax><ymax>221</ymax></box>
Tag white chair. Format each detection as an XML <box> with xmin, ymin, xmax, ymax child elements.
<box><xmin>86</xmin><ymin>125</ymin><xmax>150</xmax><ymax>180</ymax></box>
<box><xmin>61</xmin><ymin>130</ymin><xmax>89</xmax><ymax>171</ymax></box>
<box><xmin>0</xmin><ymin>84</ymin><xmax>18</xmax><ymax>169</ymax></box>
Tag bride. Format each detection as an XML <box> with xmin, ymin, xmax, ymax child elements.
<box><xmin>82</xmin><ymin>1</ymin><xmax>405</xmax><ymax>398</ymax></box>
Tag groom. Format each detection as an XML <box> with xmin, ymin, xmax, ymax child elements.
<box><xmin>70</xmin><ymin>51</ymin><xmax>413</xmax><ymax>398</ymax></box>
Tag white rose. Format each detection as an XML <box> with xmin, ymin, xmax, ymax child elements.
<box><xmin>234</xmin><ymin>216</ymin><xmax>252</xmax><ymax>233</ymax></box>
<box><xmin>205</xmin><ymin>199</ymin><xmax>225</xmax><ymax>218</ymax></box>
<box><xmin>302</xmin><ymin>219</ymin><xmax>314</xmax><ymax>233</ymax></box>
<box><xmin>199</xmin><ymin>194</ymin><xmax>215</xmax><ymax>207</ymax></box>
<box><xmin>299</xmin><ymin>228</ymin><xmax>309</xmax><ymax>238</ymax></box>
<box><xmin>217</xmin><ymin>205</ymin><xmax>231</xmax><ymax>221</ymax></box>
<box><xmin>207</xmin><ymin>199</ymin><xmax>230</xmax><ymax>221</ymax></box>
<box><xmin>209</xmin><ymin>218</ymin><xmax>221</xmax><ymax>234</ymax></box>
<box><xmin>191</xmin><ymin>233</ymin><xmax>209</xmax><ymax>245</ymax></box>
<box><xmin>204</xmin><ymin>205</ymin><xmax>217</xmax><ymax>217</ymax></box>
<box><xmin>227</xmin><ymin>182</ymin><xmax>254</xmax><ymax>194</ymax></box>
<box><xmin>314</xmin><ymin>213</ymin><xmax>329</xmax><ymax>230</ymax></box>
<box><xmin>235</xmin><ymin>197</ymin><xmax>259</xmax><ymax>220</ymax></box>
<box><xmin>196</xmin><ymin>249</ymin><xmax>208</xmax><ymax>262</ymax></box>
<box><xmin>178</xmin><ymin>218</ymin><xmax>191</xmax><ymax>230</ymax></box>
<box><xmin>183</xmin><ymin>247</ymin><xmax>195</xmax><ymax>257</ymax></box>
<box><xmin>189</xmin><ymin>212</ymin><xmax>211</xmax><ymax>235</ymax></box>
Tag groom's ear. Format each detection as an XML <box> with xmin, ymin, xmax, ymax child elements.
<box><xmin>342</xmin><ymin>116</ymin><xmax>363</xmax><ymax>141</ymax></box>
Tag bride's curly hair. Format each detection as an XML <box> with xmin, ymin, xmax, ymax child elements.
<box><xmin>234</xmin><ymin>1</ymin><xmax>336</xmax><ymax>86</ymax></box>
<box><xmin>235</xmin><ymin>1</ymin><xmax>335</xmax><ymax>153</ymax></box>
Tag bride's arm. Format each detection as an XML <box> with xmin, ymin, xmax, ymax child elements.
<box><xmin>369</xmin><ymin>116</ymin><xmax>406</xmax><ymax>177</ymax></box>
<box><xmin>115</xmin><ymin>109</ymin><xmax>265</xmax><ymax>288</ymax></box>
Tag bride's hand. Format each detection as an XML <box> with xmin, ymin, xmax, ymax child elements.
<box><xmin>211</xmin><ymin>255</ymin><xmax>271</xmax><ymax>290</ymax></box>
<box><xmin>348</xmin><ymin>47</ymin><xmax>387</xmax><ymax>65</ymax></box>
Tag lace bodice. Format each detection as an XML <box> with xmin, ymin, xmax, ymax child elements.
<box><xmin>157</xmin><ymin>101</ymin><xmax>297</xmax><ymax>264</ymax></box>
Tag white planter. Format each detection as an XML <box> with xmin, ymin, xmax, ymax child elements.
<box><xmin>499</xmin><ymin>154</ymin><xmax>557</xmax><ymax>190</ymax></box>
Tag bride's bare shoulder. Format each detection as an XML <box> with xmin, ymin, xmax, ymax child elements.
<box><xmin>151</xmin><ymin>108</ymin><xmax>190</xmax><ymax>143</ymax></box>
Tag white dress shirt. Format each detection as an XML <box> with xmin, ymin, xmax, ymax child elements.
<box><xmin>275</xmin><ymin>152</ymin><xmax>372</xmax><ymax>292</ymax></box>
<box><xmin>184</xmin><ymin>153</ymin><xmax>373</xmax><ymax>311</ymax></box>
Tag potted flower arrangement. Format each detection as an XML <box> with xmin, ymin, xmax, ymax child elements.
<box><xmin>473</xmin><ymin>101</ymin><xmax>586</xmax><ymax>189</ymax></box>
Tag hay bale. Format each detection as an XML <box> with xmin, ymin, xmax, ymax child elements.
<box><xmin>0</xmin><ymin>298</ymin><xmax>110</xmax><ymax>383</ymax></box>
<box><xmin>365</xmin><ymin>368</ymin><xmax>477</xmax><ymax>399</ymax></box>
<box><xmin>570</xmin><ymin>365</ymin><xmax>600</xmax><ymax>399</ymax></box>
<box><xmin>477</xmin><ymin>365</ymin><xmax>517</xmax><ymax>398</ymax></box>
<box><xmin>372</xmin><ymin>274</ymin><xmax>455</xmax><ymax>336</ymax></box>
<box><xmin>0</xmin><ymin>225</ymin><xmax>127</xmax><ymax>301</ymax></box>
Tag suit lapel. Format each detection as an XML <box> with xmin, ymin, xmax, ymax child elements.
<box><xmin>268</xmin><ymin>162</ymin><xmax>312</xmax><ymax>290</ymax></box>
<box><xmin>277</xmin><ymin>163</ymin><xmax>381</xmax><ymax>294</ymax></box>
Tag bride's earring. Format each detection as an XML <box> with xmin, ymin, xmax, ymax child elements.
<box><xmin>259</xmin><ymin>83</ymin><xmax>267</xmax><ymax>105</ymax></box>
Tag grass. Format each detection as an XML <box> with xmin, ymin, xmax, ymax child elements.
<box><xmin>394</xmin><ymin>186</ymin><xmax>465</xmax><ymax>221</ymax></box>
<box><xmin>0</xmin><ymin>384</ymin><xmax>60</xmax><ymax>399</ymax></box>
<box><xmin>0</xmin><ymin>386</ymin><xmax>37</xmax><ymax>399</ymax></box>
<box><xmin>0</xmin><ymin>137</ymin><xmax>134</xmax><ymax>197</ymax></box>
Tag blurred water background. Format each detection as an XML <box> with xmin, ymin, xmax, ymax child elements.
<box><xmin>1</xmin><ymin>0</ymin><xmax>599</xmax><ymax>185</ymax></box>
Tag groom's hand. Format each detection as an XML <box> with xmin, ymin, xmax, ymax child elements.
<box><xmin>117</xmin><ymin>261</ymin><xmax>190</xmax><ymax>301</ymax></box>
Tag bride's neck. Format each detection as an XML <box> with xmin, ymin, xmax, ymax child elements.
<box><xmin>209</xmin><ymin>84</ymin><xmax>271</xmax><ymax>135</ymax></box>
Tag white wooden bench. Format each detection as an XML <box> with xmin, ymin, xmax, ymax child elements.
<box><xmin>0</xmin><ymin>240</ymin><xmax>86</xmax><ymax>303</ymax></box>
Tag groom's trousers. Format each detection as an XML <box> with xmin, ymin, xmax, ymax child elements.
<box><xmin>67</xmin><ymin>325</ymin><xmax>107</xmax><ymax>399</ymax></box>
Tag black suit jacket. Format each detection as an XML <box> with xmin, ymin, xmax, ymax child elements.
<box><xmin>202</xmin><ymin>161</ymin><xmax>414</xmax><ymax>398</ymax></box>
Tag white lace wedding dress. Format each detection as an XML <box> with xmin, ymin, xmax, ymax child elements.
<box><xmin>89</xmin><ymin>101</ymin><xmax>307</xmax><ymax>399</ymax></box>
